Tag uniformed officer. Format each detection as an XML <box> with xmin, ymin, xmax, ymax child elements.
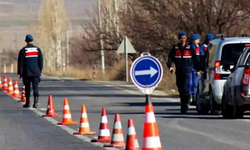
<box><xmin>199</xmin><ymin>33</ymin><xmax>214</xmax><ymax>93</ymax></box>
<box><xmin>167</xmin><ymin>32</ymin><xmax>201</xmax><ymax>114</ymax></box>
<box><xmin>17</xmin><ymin>34</ymin><xmax>43</xmax><ymax>108</ymax></box>
<box><xmin>190</xmin><ymin>34</ymin><xmax>201</xmax><ymax>105</ymax></box>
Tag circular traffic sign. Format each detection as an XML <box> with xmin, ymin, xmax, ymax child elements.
<box><xmin>130</xmin><ymin>55</ymin><xmax>163</xmax><ymax>89</ymax></box>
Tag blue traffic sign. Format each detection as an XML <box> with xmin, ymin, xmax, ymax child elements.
<box><xmin>130</xmin><ymin>54</ymin><xmax>163</xmax><ymax>90</ymax></box>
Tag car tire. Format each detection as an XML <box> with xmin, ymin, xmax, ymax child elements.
<box><xmin>196</xmin><ymin>83</ymin><xmax>209</xmax><ymax>114</ymax></box>
<box><xmin>209</xmin><ymin>88</ymin><xmax>221</xmax><ymax>115</ymax></box>
<box><xmin>222</xmin><ymin>92</ymin><xmax>235</xmax><ymax>119</ymax></box>
<box><xmin>236</xmin><ymin>106</ymin><xmax>244</xmax><ymax>119</ymax></box>
<box><xmin>196</xmin><ymin>99</ymin><xmax>209</xmax><ymax>115</ymax></box>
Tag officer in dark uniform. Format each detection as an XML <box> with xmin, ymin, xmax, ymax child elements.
<box><xmin>190</xmin><ymin>34</ymin><xmax>201</xmax><ymax>105</ymax></box>
<box><xmin>17</xmin><ymin>34</ymin><xmax>43</xmax><ymax>108</ymax></box>
<box><xmin>167</xmin><ymin>32</ymin><xmax>201</xmax><ymax>114</ymax></box>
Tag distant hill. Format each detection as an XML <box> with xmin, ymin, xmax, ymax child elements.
<box><xmin>0</xmin><ymin>0</ymin><xmax>95</xmax><ymax>27</ymax></box>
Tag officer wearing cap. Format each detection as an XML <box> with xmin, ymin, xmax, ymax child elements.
<box><xmin>198</xmin><ymin>33</ymin><xmax>214</xmax><ymax>95</ymax></box>
<box><xmin>17</xmin><ymin>34</ymin><xmax>43</xmax><ymax>108</ymax></box>
<box><xmin>190</xmin><ymin>34</ymin><xmax>201</xmax><ymax>105</ymax></box>
<box><xmin>167</xmin><ymin>32</ymin><xmax>201</xmax><ymax>114</ymax></box>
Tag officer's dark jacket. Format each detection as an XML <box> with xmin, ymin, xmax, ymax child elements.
<box><xmin>167</xmin><ymin>43</ymin><xmax>200</xmax><ymax>72</ymax></box>
<box><xmin>17</xmin><ymin>44</ymin><xmax>43</xmax><ymax>77</ymax></box>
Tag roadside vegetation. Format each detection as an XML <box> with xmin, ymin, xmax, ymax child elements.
<box><xmin>6</xmin><ymin>0</ymin><xmax>250</xmax><ymax>93</ymax></box>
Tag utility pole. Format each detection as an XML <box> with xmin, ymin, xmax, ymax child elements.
<box><xmin>98</xmin><ymin>0</ymin><xmax>105</xmax><ymax>75</ymax></box>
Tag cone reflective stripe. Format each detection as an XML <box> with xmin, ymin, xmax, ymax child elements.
<box><xmin>18</xmin><ymin>85</ymin><xmax>26</xmax><ymax>102</ymax></box>
<box><xmin>2</xmin><ymin>75</ymin><xmax>8</xmax><ymax>90</ymax></box>
<box><xmin>104</xmin><ymin>114</ymin><xmax>125</xmax><ymax>148</ymax></box>
<box><xmin>91</xmin><ymin>108</ymin><xmax>111</xmax><ymax>143</ymax></box>
<box><xmin>142</xmin><ymin>97</ymin><xmax>162</xmax><ymax>150</ymax></box>
<box><xmin>42</xmin><ymin>95</ymin><xmax>60</xmax><ymax>117</ymax></box>
<box><xmin>73</xmin><ymin>104</ymin><xmax>95</xmax><ymax>135</ymax></box>
<box><xmin>125</xmin><ymin>119</ymin><xmax>140</xmax><ymax>150</ymax></box>
<box><xmin>11</xmin><ymin>80</ymin><xmax>21</xmax><ymax>98</ymax></box>
<box><xmin>57</xmin><ymin>98</ymin><xmax>77</xmax><ymax>125</ymax></box>
<box><xmin>5</xmin><ymin>78</ymin><xmax>13</xmax><ymax>94</ymax></box>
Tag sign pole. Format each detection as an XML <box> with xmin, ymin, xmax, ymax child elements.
<box><xmin>124</xmin><ymin>36</ymin><xmax>129</xmax><ymax>82</ymax></box>
<box><xmin>116</xmin><ymin>36</ymin><xmax>136</xmax><ymax>82</ymax></box>
<box><xmin>146</xmin><ymin>94</ymin><xmax>150</xmax><ymax>103</ymax></box>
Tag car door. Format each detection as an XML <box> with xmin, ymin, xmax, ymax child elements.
<box><xmin>199</xmin><ymin>43</ymin><xmax>214</xmax><ymax>99</ymax></box>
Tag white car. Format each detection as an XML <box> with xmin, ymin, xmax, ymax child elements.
<box><xmin>196</xmin><ymin>36</ymin><xmax>250</xmax><ymax>115</ymax></box>
<box><xmin>222</xmin><ymin>47</ymin><xmax>250</xmax><ymax>119</ymax></box>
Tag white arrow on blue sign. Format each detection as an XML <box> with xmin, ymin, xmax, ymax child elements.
<box><xmin>130</xmin><ymin>53</ymin><xmax>163</xmax><ymax>94</ymax></box>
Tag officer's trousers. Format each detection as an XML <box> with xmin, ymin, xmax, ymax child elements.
<box><xmin>176</xmin><ymin>70</ymin><xmax>192</xmax><ymax>104</ymax></box>
<box><xmin>23</xmin><ymin>76</ymin><xmax>41</xmax><ymax>100</ymax></box>
<box><xmin>191</xmin><ymin>69</ymin><xmax>200</xmax><ymax>97</ymax></box>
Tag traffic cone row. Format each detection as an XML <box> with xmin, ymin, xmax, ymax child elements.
<box><xmin>41</xmin><ymin>94</ymin><xmax>147</xmax><ymax>149</ymax></box>
<box><xmin>0</xmin><ymin>74</ymin><xmax>162</xmax><ymax>149</ymax></box>
<box><xmin>0</xmin><ymin>75</ymin><xmax>23</xmax><ymax>101</ymax></box>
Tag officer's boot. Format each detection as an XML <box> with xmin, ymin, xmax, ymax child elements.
<box><xmin>180</xmin><ymin>95</ymin><xmax>191</xmax><ymax>114</ymax></box>
<box><xmin>180</xmin><ymin>95</ymin><xmax>187</xmax><ymax>114</ymax></box>
<box><xmin>23</xmin><ymin>98</ymin><xmax>30</xmax><ymax>108</ymax></box>
<box><xmin>33</xmin><ymin>96</ymin><xmax>39</xmax><ymax>108</ymax></box>
<box><xmin>190</xmin><ymin>94</ymin><xmax>196</xmax><ymax>106</ymax></box>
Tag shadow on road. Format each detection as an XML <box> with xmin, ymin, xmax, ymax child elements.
<box><xmin>39</xmin><ymin>93</ymin><xmax>176</xmax><ymax>99</ymax></box>
<box><xmin>38</xmin><ymin>86</ymin><xmax>123</xmax><ymax>91</ymax></box>
<box><xmin>110</xmin><ymin>101</ymin><xmax>181</xmax><ymax>107</ymax></box>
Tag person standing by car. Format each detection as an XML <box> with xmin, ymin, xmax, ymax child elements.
<box><xmin>189</xmin><ymin>34</ymin><xmax>202</xmax><ymax>105</ymax></box>
<box><xmin>17</xmin><ymin>34</ymin><xmax>43</xmax><ymax>108</ymax></box>
<box><xmin>167</xmin><ymin>32</ymin><xmax>201</xmax><ymax>114</ymax></box>
<box><xmin>199</xmin><ymin>33</ymin><xmax>215</xmax><ymax>92</ymax></box>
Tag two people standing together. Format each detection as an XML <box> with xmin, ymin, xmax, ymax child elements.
<box><xmin>167</xmin><ymin>32</ymin><xmax>214</xmax><ymax>114</ymax></box>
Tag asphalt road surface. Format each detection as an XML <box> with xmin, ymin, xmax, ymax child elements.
<box><xmin>2</xmin><ymin>73</ymin><xmax>250</xmax><ymax>150</ymax></box>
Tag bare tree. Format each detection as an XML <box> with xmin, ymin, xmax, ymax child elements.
<box><xmin>30</xmin><ymin>0</ymin><xmax>70</xmax><ymax>70</ymax></box>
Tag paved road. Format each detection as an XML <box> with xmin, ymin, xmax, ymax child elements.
<box><xmin>2</xmin><ymin>73</ymin><xmax>250</xmax><ymax>150</ymax></box>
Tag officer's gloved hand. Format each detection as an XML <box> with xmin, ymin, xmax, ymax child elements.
<box><xmin>18</xmin><ymin>75</ymin><xmax>22</xmax><ymax>79</ymax></box>
<box><xmin>170</xmin><ymin>67</ymin><xmax>174</xmax><ymax>74</ymax></box>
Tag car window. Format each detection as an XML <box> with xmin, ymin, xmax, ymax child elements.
<box><xmin>208</xmin><ymin>44</ymin><xmax>217</xmax><ymax>66</ymax></box>
<box><xmin>221</xmin><ymin>43</ymin><xmax>246</xmax><ymax>65</ymax></box>
<box><xmin>244</xmin><ymin>53</ymin><xmax>250</xmax><ymax>66</ymax></box>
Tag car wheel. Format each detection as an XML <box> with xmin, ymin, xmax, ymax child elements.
<box><xmin>196</xmin><ymin>98</ymin><xmax>209</xmax><ymax>115</ymax></box>
<box><xmin>209</xmin><ymin>89</ymin><xmax>221</xmax><ymax>115</ymax></box>
<box><xmin>222</xmin><ymin>92</ymin><xmax>235</xmax><ymax>119</ymax></box>
<box><xmin>236</xmin><ymin>106</ymin><xmax>244</xmax><ymax>119</ymax></box>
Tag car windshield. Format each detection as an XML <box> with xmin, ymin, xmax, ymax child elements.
<box><xmin>221</xmin><ymin>43</ymin><xmax>247</xmax><ymax>65</ymax></box>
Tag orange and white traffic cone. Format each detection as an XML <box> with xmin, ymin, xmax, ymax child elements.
<box><xmin>104</xmin><ymin>114</ymin><xmax>125</xmax><ymax>148</ymax></box>
<box><xmin>91</xmin><ymin>108</ymin><xmax>111</xmax><ymax>143</ymax></box>
<box><xmin>57</xmin><ymin>98</ymin><xmax>77</xmax><ymax>125</ymax></box>
<box><xmin>2</xmin><ymin>75</ymin><xmax>8</xmax><ymax>90</ymax></box>
<box><xmin>73</xmin><ymin>104</ymin><xmax>95</xmax><ymax>135</ymax></box>
<box><xmin>11</xmin><ymin>80</ymin><xmax>21</xmax><ymax>98</ymax></box>
<box><xmin>5</xmin><ymin>78</ymin><xmax>13</xmax><ymax>94</ymax></box>
<box><xmin>125</xmin><ymin>119</ymin><xmax>140</xmax><ymax>150</ymax></box>
<box><xmin>42</xmin><ymin>94</ymin><xmax>60</xmax><ymax>117</ymax></box>
<box><xmin>142</xmin><ymin>97</ymin><xmax>162</xmax><ymax>150</ymax></box>
<box><xmin>18</xmin><ymin>85</ymin><xmax>26</xmax><ymax>102</ymax></box>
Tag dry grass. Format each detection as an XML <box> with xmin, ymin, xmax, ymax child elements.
<box><xmin>3</xmin><ymin>61</ymin><xmax>177</xmax><ymax>93</ymax></box>
<box><xmin>42</xmin><ymin>60</ymin><xmax>177</xmax><ymax>93</ymax></box>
